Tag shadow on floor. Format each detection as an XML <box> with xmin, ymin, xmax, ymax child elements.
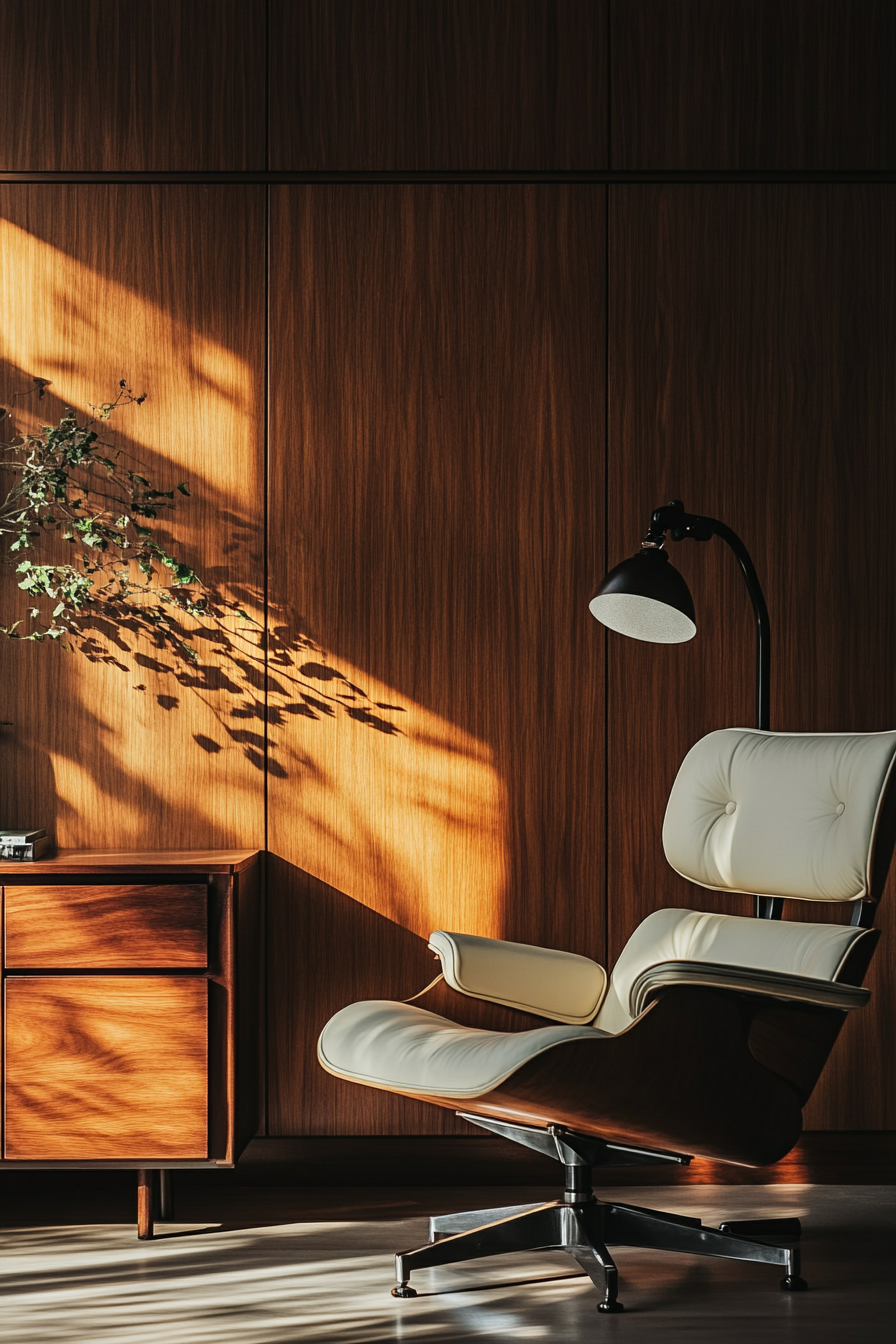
<box><xmin>0</xmin><ymin>1187</ymin><xmax>894</xmax><ymax>1344</ymax></box>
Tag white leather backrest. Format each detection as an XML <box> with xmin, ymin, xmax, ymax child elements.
<box><xmin>662</xmin><ymin>728</ymin><xmax>896</xmax><ymax>902</ymax></box>
<box><xmin>593</xmin><ymin>907</ymin><xmax>868</xmax><ymax>1034</ymax></box>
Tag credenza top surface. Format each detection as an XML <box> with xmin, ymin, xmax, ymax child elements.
<box><xmin>0</xmin><ymin>849</ymin><xmax>260</xmax><ymax>876</ymax></box>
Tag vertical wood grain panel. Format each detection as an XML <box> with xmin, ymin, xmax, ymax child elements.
<box><xmin>608</xmin><ymin>185</ymin><xmax>896</xmax><ymax>1128</ymax></box>
<box><xmin>270</xmin><ymin>1</ymin><xmax>607</xmax><ymax>171</ymax></box>
<box><xmin>0</xmin><ymin>185</ymin><xmax>265</xmax><ymax>851</ymax></box>
<box><xmin>5</xmin><ymin>976</ymin><xmax>207</xmax><ymax>1158</ymax></box>
<box><xmin>0</xmin><ymin>1</ymin><xmax>265</xmax><ymax>171</ymax></box>
<box><xmin>612</xmin><ymin>0</ymin><xmax>896</xmax><ymax>171</ymax></box>
<box><xmin>267</xmin><ymin>185</ymin><xmax>605</xmax><ymax>1133</ymax></box>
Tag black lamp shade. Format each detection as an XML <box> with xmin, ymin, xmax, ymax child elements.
<box><xmin>589</xmin><ymin>549</ymin><xmax>697</xmax><ymax>644</ymax></box>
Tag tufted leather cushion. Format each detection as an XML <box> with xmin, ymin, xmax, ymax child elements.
<box><xmin>662</xmin><ymin>728</ymin><xmax>896</xmax><ymax>902</ymax></box>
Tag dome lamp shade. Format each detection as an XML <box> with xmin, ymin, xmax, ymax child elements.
<box><xmin>589</xmin><ymin>548</ymin><xmax>696</xmax><ymax>644</ymax></box>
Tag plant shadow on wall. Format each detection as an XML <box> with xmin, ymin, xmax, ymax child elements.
<box><xmin>183</xmin><ymin>619</ymin><xmax>407</xmax><ymax>781</ymax></box>
<box><xmin>0</xmin><ymin>379</ymin><xmax>407</xmax><ymax>785</ymax></box>
<box><xmin>1</xmin><ymin>375</ymin><xmax>507</xmax><ymax>951</ymax></box>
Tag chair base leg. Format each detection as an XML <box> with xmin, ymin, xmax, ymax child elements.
<box><xmin>392</xmin><ymin>1195</ymin><xmax>803</xmax><ymax>1306</ymax></box>
<box><xmin>429</xmin><ymin>1202</ymin><xmax>543</xmax><ymax>1240</ymax></box>
<box><xmin>571</xmin><ymin>1225</ymin><xmax>624</xmax><ymax>1312</ymax></box>
<box><xmin>396</xmin><ymin>1201</ymin><xmax>623</xmax><ymax>1310</ymax></box>
<box><xmin>601</xmin><ymin>1198</ymin><xmax>802</xmax><ymax>1280</ymax></box>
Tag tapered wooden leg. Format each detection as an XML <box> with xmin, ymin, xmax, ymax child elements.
<box><xmin>137</xmin><ymin>1169</ymin><xmax>154</xmax><ymax>1240</ymax></box>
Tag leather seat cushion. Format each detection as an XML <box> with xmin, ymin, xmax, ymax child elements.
<box><xmin>318</xmin><ymin>999</ymin><xmax>605</xmax><ymax>1098</ymax></box>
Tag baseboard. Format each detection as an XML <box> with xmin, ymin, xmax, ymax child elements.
<box><xmin>234</xmin><ymin>1132</ymin><xmax>896</xmax><ymax>1186</ymax></box>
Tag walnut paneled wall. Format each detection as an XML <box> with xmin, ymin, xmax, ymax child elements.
<box><xmin>266</xmin><ymin>185</ymin><xmax>606</xmax><ymax>1133</ymax></box>
<box><xmin>0</xmin><ymin>185</ymin><xmax>266</xmax><ymax>850</ymax></box>
<box><xmin>1</xmin><ymin>0</ymin><xmax>894</xmax><ymax>1144</ymax></box>
<box><xmin>270</xmin><ymin>0</ymin><xmax>607</xmax><ymax>170</ymax></box>
<box><xmin>612</xmin><ymin>0</ymin><xmax>896</xmax><ymax>170</ymax></box>
<box><xmin>607</xmin><ymin>186</ymin><xmax>896</xmax><ymax>1127</ymax></box>
<box><xmin>0</xmin><ymin>0</ymin><xmax>265</xmax><ymax>170</ymax></box>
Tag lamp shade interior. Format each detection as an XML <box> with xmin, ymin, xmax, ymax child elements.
<box><xmin>589</xmin><ymin>550</ymin><xmax>697</xmax><ymax>644</ymax></box>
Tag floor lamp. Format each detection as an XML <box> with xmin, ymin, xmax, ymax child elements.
<box><xmin>589</xmin><ymin>499</ymin><xmax>780</xmax><ymax>919</ymax></box>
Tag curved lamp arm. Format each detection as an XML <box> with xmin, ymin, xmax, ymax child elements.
<box><xmin>593</xmin><ymin>500</ymin><xmax>777</xmax><ymax>917</ymax></box>
<box><xmin>644</xmin><ymin>501</ymin><xmax>771</xmax><ymax>733</ymax></box>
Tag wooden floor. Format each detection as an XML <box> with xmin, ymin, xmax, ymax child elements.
<box><xmin>0</xmin><ymin>1180</ymin><xmax>893</xmax><ymax>1341</ymax></box>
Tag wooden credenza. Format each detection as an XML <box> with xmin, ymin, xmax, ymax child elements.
<box><xmin>0</xmin><ymin>849</ymin><xmax>261</xmax><ymax>1236</ymax></box>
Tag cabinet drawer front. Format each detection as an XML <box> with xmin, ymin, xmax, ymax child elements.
<box><xmin>4</xmin><ymin>976</ymin><xmax>208</xmax><ymax>1160</ymax></box>
<box><xmin>4</xmin><ymin>884</ymin><xmax>207</xmax><ymax>967</ymax></box>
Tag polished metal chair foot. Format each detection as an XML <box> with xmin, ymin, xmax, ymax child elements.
<box><xmin>573</xmin><ymin>1241</ymin><xmax>624</xmax><ymax>1312</ymax></box>
<box><xmin>781</xmin><ymin>1272</ymin><xmax>808</xmax><ymax>1291</ymax></box>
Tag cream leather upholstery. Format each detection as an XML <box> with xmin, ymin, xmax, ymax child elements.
<box><xmin>428</xmin><ymin>930</ymin><xmax>608</xmax><ymax>1024</ymax></box>
<box><xmin>318</xmin><ymin>728</ymin><xmax>892</xmax><ymax>1107</ymax></box>
<box><xmin>317</xmin><ymin>1000</ymin><xmax>606</xmax><ymax>1098</ymax></box>
<box><xmin>593</xmin><ymin>907</ymin><xmax>869</xmax><ymax>1034</ymax></box>
<box><xmin>315</xmin><ymin>728</ymin><xmax>896</xmax><ymax>1301</ymax></box>
<box><xmin>319</xmin><ymin>906</ymin><xmax>871</xmax><ymax>1094</ymax></box>
<box><xmin>663</xmin><ymin>728</ymin><xmax>896</xmax><ymax>902</ymax></box>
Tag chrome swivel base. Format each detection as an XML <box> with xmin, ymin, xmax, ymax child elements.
<box><xmin>390</xmin><ymin>1114</ymin><xmax>805</xmax><ymax>1309</ymax></box>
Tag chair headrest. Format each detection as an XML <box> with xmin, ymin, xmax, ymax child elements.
<box><xmin>662</xmin><ymin>728</ymin><xmax>896</xmax><ymax>902</ymax></box>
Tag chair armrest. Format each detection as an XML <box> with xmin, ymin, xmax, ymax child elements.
<box><xmin>628</xmin><ymin>960</ymin><xmax>872</xmax><ymax>1020</ymax></box>
<box><xmin>428</xmin><ymin>930</ymin><xmax>608</xmax><ymax>1025</ymax></box>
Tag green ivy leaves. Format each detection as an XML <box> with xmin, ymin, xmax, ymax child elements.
<box><xmin>0</xmin><ymin>381</ymin><xmax>206</xmax><ymax>660</ymax></box>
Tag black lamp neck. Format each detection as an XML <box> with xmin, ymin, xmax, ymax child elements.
<box><xmin>641</xmin><ymin>502</ymin><xmax>776</xmax><ymax>920</ymax></box>
<box><xmin>643</xmin><ymin>501</ymin><xmax>771</xmax><ymax>734</ymax></box>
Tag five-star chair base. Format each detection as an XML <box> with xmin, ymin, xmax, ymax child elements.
<box><xmin>390</xmin><ymin>1114</ymin><xmax>806</xmax><ymax>1310</ymax></box>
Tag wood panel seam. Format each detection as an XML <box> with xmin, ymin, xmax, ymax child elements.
<box><xmin>5</xmin><ymin>171</ymin><xmax>896</xmax><ymax>184</ymax></box>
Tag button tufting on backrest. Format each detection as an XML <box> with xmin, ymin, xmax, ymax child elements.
<box><xmin>662</xmin><ymin>728</ymin><xmax>896</xmax><ymax>903</ymax></box>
